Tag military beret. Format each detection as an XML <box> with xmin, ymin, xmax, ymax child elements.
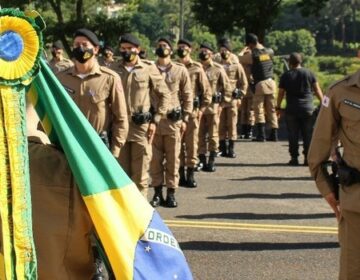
<box><xmin>103</xmin><ymin>45</ymin><xmax>114</xmax><ymax>53</ymax></box>
<box><xmin>74</xmin><ymin>28</ymin><xmax>100</xmax><ymax>46</ymax></box>
<box><xmin>177</xmin><ymin>38</ymin><xmax>192</xmax><ymax>48</ymax></box>
<box><xmin>157</xmin><ymin>37</ymin><xmax>173</xmax><ymax>50</ymax></box>
<box><xmin>218</xmin><ymin>37</ymin><xmax>232</xmax><ymax>51</ymax></box>
<box><xmin>245</xmin><ymin>33</ymin><xmax>258</xmax><ymax>46</ymax></box>
<box><xmin>199</xmin><ymin>42</ymin><xmax>214</xmax><ymax>52</ymax></box>
<box><xmin>119</xmin><ymin>33</ymin><xmax>141</xmax><ymax>47</ymax></box>
<box><xmin>52</xmin><ymin>40</ymin><xmax>64</xmax><ymax>49</ymax></box>
<box><xmin>289</xmin><ymin>52</ymin><xmax>302</xmax><ymax>65</ymax></box>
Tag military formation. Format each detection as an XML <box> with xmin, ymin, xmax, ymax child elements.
<box><xmin>49</xmin><ymin>29</ymin><xmax>279</xmax><ymax>208</ymax></box>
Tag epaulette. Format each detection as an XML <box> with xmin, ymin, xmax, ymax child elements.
<box><xmin>100</xmin><ymin>66</ymin><xmax>120</xmax><ymax>77</ymax></box>
<box><xmin>328</xmin><ymin>75</ymin><xmax>350</xmax><ymax>90</ymax></box>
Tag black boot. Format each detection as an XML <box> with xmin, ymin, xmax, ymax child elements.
<box><xmin>179</xmin><ymin>166</ymin><xmax>187</xmax><ymax>186</ymax></box>
<box><xmin>164</xmin><ymin>188</ymin><xmax>178</xmax><ymax>208</ymax></box>
<box><xmin>219</xmin><ymin>139</ymin><xmax>227</xmax><ymax>157</ymax></box>
<box><xmin>186</xmin><ymin>167</ymin><xmax>197</xmax><ymax>188</ymax></box>
<box><xmin>253</xmin><ymin>123</ymin><xmax>266</xmax><ymax>142</ymax></box>
<box><xmin>198</xmin><ymin>154</ymin><xmax>207</xmax><ymax>171</ymax></box>
<box><xmin>150</xmin><ymin>186</ymin><xmax>164</xmax><ymax>207</ymax></box>
<box><xmin>240</xmin><ymin>124</ymin><xmax>247</xmax><ymax>139</ymax></box>
<box><xmin>288</xmin><ymin>157</ymin><xmax>299</xmax><ymax>166</ymax></box>
<box><xmin>267</xmin><ymin>128</ymin><xmax>278</xmax><ymax>142</ymax></box>
<box><xmin>245</xmin><ymin>125</ymin><xmax>253</xmax><ymax>139</ymax></box>
<box><xmin>205</xmin><ymin>151</ymin><xmax>216</xmax><ymax>172</ymax></box>
<box><xmin>227</xmin><ymin>140</ymin><xmax>236</xmax><ymax>158</ymax></box>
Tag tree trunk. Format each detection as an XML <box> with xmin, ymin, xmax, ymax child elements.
<box><xmin>76</xmin><ymin>0</ymin><xmax>84</xmax><ymax>22</ymax></box>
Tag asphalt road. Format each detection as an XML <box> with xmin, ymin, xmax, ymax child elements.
<box><xmin>157</xmin><ymin>137</ymin><xmax>339</xmax><ymax>280</ymax></box>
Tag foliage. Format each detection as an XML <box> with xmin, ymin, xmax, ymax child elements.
<box><xmin>266</xmin><ymin>29</ymin><xmax>317</xmax><ymax>56</ymax></box>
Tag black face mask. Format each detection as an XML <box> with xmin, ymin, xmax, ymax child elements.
<box><xmin>73</xmin><ymin>46</ymin><xmax>94</xmax><ymax>64</ymax></box>
<box><xmin>199</xmin><ymin>51</ymin><xmax>210</xmax><ymax>61</ymax></box>
<box><xmin>177</xmin><ymin>48</ymin><xmax>189</xmax><ymax>58</ymax></box>
<box><xmin>120</xmin><ymin>51</ymin><xmax>137</xmax><ymax>62</ymax></box>
<box><xmin>155</xmin><ymin>47</ymin><xmax>170</xmax><ymax>58</ymax></box>
<box><xmin>221</xmin><ymin>52</ymin><xmax>230</xmax><ymax>60</ymax></box>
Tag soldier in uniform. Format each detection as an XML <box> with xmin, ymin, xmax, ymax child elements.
<box><xmin>198</xmin><ymin>42</ymin><xmax>231</xmax><ymax>172</ymax></box>
<box><xmin>150</xmin><ymin>38</ymin><xmax>193</xmax><ymax>207</ymax></box>
<box><xmin>48</xmin><ymin>40</ymin><xmax>73</xmax><ymax>74</ymax></box>
<box><xmin>213</xmin><ymin>38</ymin><xmax>239</xmax><ymax>64</ymax></box>
<box><xmin>98</xmin><ymin>45</ymin><xmax>115</xmax><ymax>68</ymax></box>
<box><xmin>176</xmin><ymin>38</ymin><xmax>212</xmax><ymax>187</ymax></box>
<box><xmin>238</xmin><ymin>47</ymin><xmax>255</xmax><ymax>139</ymax></box>
<box><xmin>56</xmin><ymin>28</ymin><xmax>128</xmax><ymax>161</ymax></box>
<box><xmin>0</xmin><ymin>102</ymin><xmax>95</xmax><ymax>279</ymax></box>
<box><xmin>110</xmin><ymin>33</ymin><xmax>170</xmax><ymax>197</ymax></box>
<box><xmin>239</xmin><ymin>33</ymin><xmax>279</xmax><ymax>142</ymax></box>
<box><xmin>217</xmin><ymin>38</ymin><xmax>248</xmax><ymax>158</ymax></box>
<box><xmin>308</xmin><ymin>71</ymin><xmax>360</xmax><ymax>279</ymax></box>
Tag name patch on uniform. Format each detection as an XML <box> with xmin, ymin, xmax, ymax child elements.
<box><xmin>63</xmin><ymin>85</ymin><xmax>75</xmax><ymax>95</ymax></box>
<box><xmin>322</xmin><ymin>96</ymin><xmax>330</xmax><ymax>108</ymax></box>
<box><xmin>344</xmin><ymin>99</ymin><xmax>360</xmax><ymax>110</ymax></box>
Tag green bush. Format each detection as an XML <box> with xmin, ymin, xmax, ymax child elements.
<box><xmin>266</xmin><ymin>29</ymin><xmax>317</xmax><ymax>57</ymax></box>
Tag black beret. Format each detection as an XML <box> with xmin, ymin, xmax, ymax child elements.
<box><xmin>119</xmin><ymin>33</ymin><xmax>141</xmax><ymax>47</ymax></box>
<box><xmin>199</xmin><ymin>42</ymin><xmax>214</xmax><ymax>52</ymax></box>
<box><xmin>157</xmin><ymin>37</ymin><xmax>173</xmax><ymax>50</ymax></box>
<box><xmin>103</xmin><ymin>45</ymin><xmax>114</xmax><ymax>53</ymax></box>
<box><xmin>52</xmin><ymin>40</ymin><xmax>64</xmax><ymax>49</ymax></box>
<box><xmin>177</xmin><ymin>38</ymin><xmax>192</xmax><ymax>48</ymax></box>
<box><xmin>245</xmin><ymin>33</ymin><xmax>258</xmax><ymax>46</ymax></box>
<box><xmin>218</xmin><ymin>38</ymin><xmax>232</xmax><ymax>51</ymax></box>
<box><xmin>74</xmin><ymin>28</ymin><xmax>100</xmax><ymax>46</ymax></box>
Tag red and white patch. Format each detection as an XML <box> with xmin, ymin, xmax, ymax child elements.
<box><xmin>322</xmin><ymin>96</ymin><xmax>330</xmax><ymax>108</ymax></box>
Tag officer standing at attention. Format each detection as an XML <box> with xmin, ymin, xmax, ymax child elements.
<box><xmin>110</xmin><ymin>33</ymin><xmax>170</xmax><ymax>197</ymax></box>
<box><xmin>239</xmin><ymin>33</ymin><xmax>279</xmax><ymax>142</ymax></box>
<box><xmin>238</xmin><ymin>46</ymin><xmax>255</xmax><ymax>139</ymax></box>
<box><xmin>198</xmin><ymin>42</ymin><xmax>231</xmax><ymax>172</ymax></box>
<box><xmin>214</xmin><ymin>38</ymin><xmax>239</xmax><ymax>64</ymax></box>
<box><xmin>176</xmin><ymin>38</ymin><xmax>212</xmax><ymax>188</ymax></box>
<box><xmin>308</xmin><ymin>70</ymin><xmax>360</xmax><ymax>280</ymax></box>
<box><xmin>98</xmin><ymin>45</ymin><xmax>115</xmax><ymax>68</ymax></box>
<box><xmin>150</xmin><ymin>38</ymin><xmax>193</xmax><ymax>208</ymax></box>
<box><xmin>277</xmin><ymin>53</ymin><xmax>323</xmax><ymax>166</ymax></box>
<box><xmin>56</xmin><ymin>28</ymin><xmax>128</xmax><ymax>161</ymax></box>
<box><xmin>48</xmin><ymin>40</ymin><xmax>74</xmax><ymax>74</ymax></box>
<box><xmin>217</xmin><ymin>38</ymin><xmax>248</xmax><ymax>158</ymax></box>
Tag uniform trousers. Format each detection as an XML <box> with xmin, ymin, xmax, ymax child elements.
<box><xmin>219</xmin><ymin>100</ymin><xmax>238</xmax><ymax>140</ymax></box>
<box><xmin>119</xmin><ymin>139</ymin><xmax>152</xmax><ymax>197</ymax></box>
<box><xmin>253</xmin><ymin>93</ymin><xmax>278</xmax><ymax>128</ymax></box>
<box><xmin>198</xmin><ymin>113</ymin><xmax>219</xmax><ymax>155</ymax></box>
<box><xmin>150</xmin><ymin>126</ymin><xmax>181</xmax><ymax>189</ymax></box>
<box><xmin>240</xmin><ymin>95</ymin><xmax>255</xmax><ymax>126</ymax></box>
<box><xmin>339</xmin><ymin>210</ymin><xmax>360</xmax><ymax>280</ymax></box>
<box><xmin>180</xmin><ymin>114</ymin><xmax>200</xmax><ymax>168</ymax></box>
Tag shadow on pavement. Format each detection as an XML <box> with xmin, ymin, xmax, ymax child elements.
<box><xmin>177</xmin><ymin>212</ymin><xmax>334</xmax><ymax>220</ymax></box>
<box><xmin>179</xmin><ymin>241</ymin><xmax>339</xmax><ymax>251</ymax></box>
<box><xmin>230</xmin><ymin>176</ymin><xmax>312</xmax><ymax>181</ymax></box>
<box><xmin>207</xmin><ymin>193</ymin><xmax>322</xmax><ymax>200</ymax></box>
<box><xmin>216</xmin><ymin>162</ymin><xmax>289</xmax><ymax>167</ymax></box>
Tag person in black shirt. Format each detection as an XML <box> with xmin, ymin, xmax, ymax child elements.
<box><xmin>276</xmin><ymin>52</ymin><xmax>323</xmax><ymax>166</ymax></box>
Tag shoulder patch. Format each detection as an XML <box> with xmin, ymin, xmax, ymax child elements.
<box><xmin>322</xmin><ymin>96</ymin><xmax>330</xmax><ymax>108</ymax></box>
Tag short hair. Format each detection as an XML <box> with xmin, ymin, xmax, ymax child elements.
<box><xmin>289</xmin><ymin>52</ymin><xmax>302</xmax><ymax>66</ymax></box>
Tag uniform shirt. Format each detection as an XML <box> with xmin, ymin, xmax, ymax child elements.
<box><xmin>219</xmin><ymin>58</ymin><xmax>248</xmax><ymax>105</ymax></box>
<box><xmin>110</xmin><ymin>58</ymin><xmax>170</xmax><ymax>142</ymax></box>
<box><xmin>213</xmin><ymin>52</ymin><xmax>239</xmax><ymax>64</ymax></box>
<box><xmin>279</xmin><ymin>67</ymin><xmax>317</xmax><ymax>115</ymax></box>
<box><xmin>48</xmin><ymin>57</ymin><xmax>74</xmax><ymax>74</ymax></box>
<box><xmin>182</xmin><ymin>59</ymin><xmax>212</xmax><ymax>114</ymax></box>
<box><xmin>308</xmin><ymin>70</ymin><xmax>360</xmax><ymax>213</ymax></box>
<box><xmin>56</xmin><ymin>61</ymin><xmax>128</xmax><ymax>157</ymax></box>
<box><xmin>202</xmin><ymin>60</ymin><xmax>232</xmax><ymax>114</ymax></box>
<box><xmin>98</xmin><ymin>56</ymin><xmax>115</xmax><ymax>68</ymax></box>
<box><xmin>239</xmin><ymin>43</ymin><xmax>275</xmax><ymax>95</ymax></box>
<box><xmin>156</xmin><ymin>61</ymin><xmax>193</xmax><ymax>130</ymax></box>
